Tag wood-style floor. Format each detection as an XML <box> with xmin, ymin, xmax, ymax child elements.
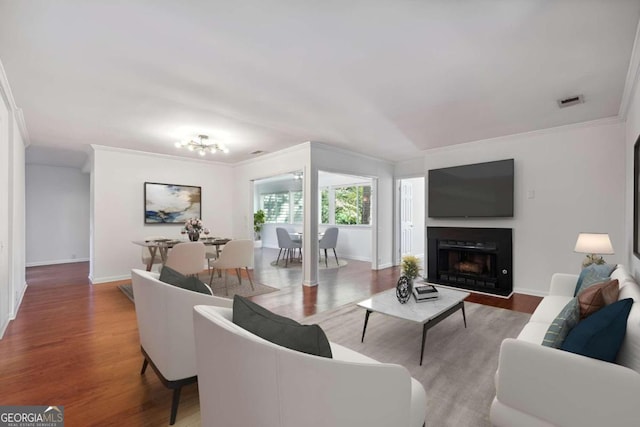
<box><xmin>0</xmin><ymin>253</ymin><xmax>541</xmax><ymax>426</ymax></box>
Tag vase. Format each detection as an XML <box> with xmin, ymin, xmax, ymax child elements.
<box><xmin>188</xmin><ymin>231</ymin><xmax>200</xmax><ymax>242</ymax></box>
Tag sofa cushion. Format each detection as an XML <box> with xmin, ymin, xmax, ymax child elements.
<box><xmin>232</xmin><ymin>295</ymin><xmax>333</xmax><ymax>358</ymax></box>
<box><xmin>561</xmin><ymin>298</ymin><xmax>633</xmax><ymax>362</ymax></box>
<box><xmin>529</xmin><ymin>296</ymin><xmax>574</xmax><ymax>324</ymax></box>
<box><xmin>574</xmin><ymin>264</ymin><xmax>616</xmax><ymax>296</ymax></box>
<box><xmin>159</xmin><ymin>265</ymin><xmax>213</xmax><ymax>295</ymax></box>
<box><xmin>517</xmin><ymin>322</ymin><xmax>550</xmax><ymax>344</ymax></box>
<box><xmin>577</xmin><ymin>279</ymin><xmax>619</xmax><ymax>319</ymax></box>
<box><xmin>542</xmin><ymin>298</ymin><xmax>580</xmax><ymax>348</ymax></box>
<box><xmin>615</xmin><ymin>280</ymin><xmax>640</xmax><ymax>372</ymax></box>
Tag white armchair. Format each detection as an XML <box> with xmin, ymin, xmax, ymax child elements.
<box><xmin>193</xmin><ymin>304</ymin><xmax>427</xmax><ymax>427</ymax></box>
<box><xmin>131</xmin><ymin>269</ymin><xmax>232</xmax><ymax>425</ymax></box>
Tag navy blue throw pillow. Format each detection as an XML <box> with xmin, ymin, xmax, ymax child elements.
<box><xmin>560</xmin><ymin>298</ymin><xmax>633</xmax><ymax>362</ymax></box>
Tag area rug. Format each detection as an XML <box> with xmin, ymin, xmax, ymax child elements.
<box><xmin>118</xmin><ymin>274</ymin><xmax>279</xmax><ymax>303</ymax></box>
<box><xmin>270</xmin><ymin>258</ymin><xmax>348</xmax><ymax>269</ymax></box>
<box><xmin>301</xmin><ymin>302</ymin><xmax>530</xmax><ymax>427</ymax></box>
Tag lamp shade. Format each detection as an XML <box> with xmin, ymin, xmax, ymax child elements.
<box><xmin>574</xmin><ymin>233</ymin><xmax>614</xmax><ymax>255</ymax></box>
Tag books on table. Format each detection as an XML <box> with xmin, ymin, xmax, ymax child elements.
<box><xmin>413</xmin><ymin>284</ymin><xmax>439</xmax><ymax>302</ymax></box>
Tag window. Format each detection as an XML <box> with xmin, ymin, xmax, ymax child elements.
<box><xmin>292</xmin><ymin>191</ymin><xmax>303</xmax><ymax>223</ymax></box>
<box><xmin>261</xmin><ymin>192</ymin><xmax>290</xmax><ymax>223</ymax></box>
<box><xmin>320</xmin><ymin>185</ymin><xmax>371</xmax><ymax>225</ymax></box>
<box><xmin>261</xmin><ymin>190</ymin><xmax>304</xmax><ymax>224</ymax></box>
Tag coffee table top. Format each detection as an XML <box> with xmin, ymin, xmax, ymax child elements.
<box><xmin>357</xmin><ymin>285</ymin><xmax>470</xmax><ymax>324</ymax></box>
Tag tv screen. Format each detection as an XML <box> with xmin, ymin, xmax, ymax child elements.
<box><xmin>428</xmin><ymin>159</ymin><xmax>514</xmax><ymax>218</ymax></box>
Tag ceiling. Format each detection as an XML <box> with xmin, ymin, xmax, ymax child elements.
<box><xmin>2</xmin><ymin>1</ymin><xmax>639</xmax><ymax>165</ymax></box>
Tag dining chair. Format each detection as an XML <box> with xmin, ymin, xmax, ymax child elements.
<box><xmin>319</xmin><ymin>227</ymin><xmax>339</xmax><ymax>267</ymax></box>
<box><xmin>276</xmin><ymin>227</ymin><xmax>302</xmax><ymax>267</ymax></box>
<box><xmin>165</xmin><ymin>242</ymin><xmax>206</xmax><ymax>276</ymax></box>
<box><xmin>208</xmin><ymin>239</ymin><xmax>255</xmax><ymax>295</ymax></box>
<box><xmin>141</xmin><ymin>236</ymin><xmax>169</xmax><ymax>271</ymax></box>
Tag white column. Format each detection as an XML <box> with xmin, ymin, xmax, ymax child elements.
<box><xmin>302</xmin><ymin>164</ymin><xmax>318</xmax><ymax>287</ymax></box>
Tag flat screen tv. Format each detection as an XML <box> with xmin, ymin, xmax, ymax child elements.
<box><xmin>428</xmin><ymin>159</ymin><xmax>514</xmax><ymax>218</ymax></box>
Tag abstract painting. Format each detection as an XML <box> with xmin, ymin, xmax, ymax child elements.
<box><xmin>144</xmin><ymin>182</ymin><xmax>201</xmax><ymax>224</ymax></box>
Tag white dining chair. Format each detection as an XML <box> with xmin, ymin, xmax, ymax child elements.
<box><xmin>276</xmin><ymin>227</ymin><xmax>302</xmax><ymax>267</ymax></box>
<box><xmin>319</xmin><ymin>227</ymin><xmax>339</xmax><ymax>267</ymax></box>
<box><xmin>165</xmin><ymin>242</ymin><xmax>206</xmax><ymax>276</ymax></box>
<box><xmin>208</xmin><ymin>239</ymin><xmax>255</xmax><ymax>295</ymax></box>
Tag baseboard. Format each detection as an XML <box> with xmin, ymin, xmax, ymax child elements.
<box><xmin>90</xmin><ymin>274</ymin><xmax>131</xmax><ymax>284</ymax></box>
<box><xmin>375</xmin><ymin>262</ymin><xmax>393</xmax><ymax>270</ymax></box>
<box><xmin>0</xmin><ymin>318</ymin><xmax>8</xmax><ymax>340</ymax></box>
<box><xmin>512</xmin><ymin>287</ymin><xmax>548</xmax><ymax>297</ymax></box>
<box><xmin>11</xmin><ymin>282</ymin><xmax>27</xmax><ymax>319</ymax></box>
<box><xmin>26</xmin><ymin>258</ymin><xmax>89</xmax><ymax>267</ymax></box>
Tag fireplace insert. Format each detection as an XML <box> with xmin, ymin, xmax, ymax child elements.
<box><xmin>427</xmin><ymin>227</ymin><xmax>512</xmax><ymax>297</ymax></box>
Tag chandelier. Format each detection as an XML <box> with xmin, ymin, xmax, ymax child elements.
<box><xmin>174</xmin><ymin>135</ymin><xmax>229</xmax><ymax>156</ymax></box>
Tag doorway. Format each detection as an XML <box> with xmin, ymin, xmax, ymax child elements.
<box><xmin>398</xmin><ymin>177</ymin><xmax>425</xmax><ymax>266</ymax></box>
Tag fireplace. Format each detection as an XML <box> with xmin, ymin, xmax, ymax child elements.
<box><xmin>427</xmin><ymin>227</ymin><xmax>512</xmax><ymax>297</ymax></box>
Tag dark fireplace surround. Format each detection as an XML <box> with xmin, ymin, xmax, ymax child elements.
<box><xmin>427</xmin><ymin>227</ymin><xmax>513</xmax><ymax>297</ymax></box>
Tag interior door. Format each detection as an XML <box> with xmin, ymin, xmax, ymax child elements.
<box><xmin>400</xmin><ymin>180</ymin><xmax>413</xmax><ymax>256</ymax></box>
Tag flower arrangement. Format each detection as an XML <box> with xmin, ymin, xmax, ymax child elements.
<box><xmin>183</xmin><ymin>218</ymin><xmax>203</xmax><ymax>233</ymax></box>
<box><xmin>401</xmin><ymin>255</ymin><xmax>421</xmax><ymax>280</ymax></box>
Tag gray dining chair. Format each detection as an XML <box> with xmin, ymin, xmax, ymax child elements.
<box><xmin>319</xmin><ymin>227</ymin><xmax>339</xmax><ymax>267</ymax></box>
<box><xmin>276</xmin><ymin>227</ymin><xmax>301</xmax><ymax>267</ymax></box>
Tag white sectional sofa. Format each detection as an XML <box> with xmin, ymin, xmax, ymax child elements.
<box><xmin>491</xmin><ymin>265</ymin><xmax>640</xmax><ymax>427</ymax></box>
<box><xmin>192</xmin><ymin>304</ymin><xmax>427</xmax><ymax>427</ymax></box>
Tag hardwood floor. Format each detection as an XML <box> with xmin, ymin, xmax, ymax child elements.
<box><xmin>0</xmin><ymin>255</ymin><xmax>541</xmax><ymax>426</ymax></box>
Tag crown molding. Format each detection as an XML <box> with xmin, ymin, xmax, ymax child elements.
<box><xmin>232</xmin><ymin>141</ymin><xmax>311</xmax><ymax>167</ymax></box>
<box><xmin>0</xmin><ymin>60</ymin><xmax>31</xmax><ymax>146</ymax></box>
<box><xmin>309</xmin><ymin>141</ymin><xmax>395</xmax><ymax>166</ymax></box>
<box><xmin>90</xmin><ymin>144</ymin><xmax>232</xmax><ymax>167</ymax></box>
<box><xmin>420</xmin><ymin>116</ymin><xmax>623</xmax><ymax>156</ymax></box>
<box><xmin>619</xmin><ymin>18</ymin><xmax>640</xmax><ymax>119</ymax></box>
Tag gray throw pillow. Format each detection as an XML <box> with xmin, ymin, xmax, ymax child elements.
<box><xmin>232</xmin><ymin>295</ymin><xmax>333</xmax><ymax>358</ymax></box>
<box><xmin>159</xmin><ymin>266</ymin><xmax>212</xmax><ymax>295</ymax></box>
<box><xmin>542</xmin><ymin>298</ymin><xmax>580</xmax><ymax>348</ymax></box>
<box><xmin>574</xmin><ymin>263</ymin><xmax>616</xmax><ymax>296</ymax></box>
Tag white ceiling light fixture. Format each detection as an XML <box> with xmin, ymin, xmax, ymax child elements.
<box><xmin>174</xmin><ymin>135</ymin><xmax>229</xmax><ymax>156</ymax></box>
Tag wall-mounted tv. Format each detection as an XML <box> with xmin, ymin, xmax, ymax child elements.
<box><xmin>428</xmin><ymin>159</ymin><xmax>514</xmax><ymax>218</ymax></box>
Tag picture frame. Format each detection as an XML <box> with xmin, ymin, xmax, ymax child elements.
<box><xmin>635</xmin><ymin>137</ymin><xmax>640</xmax><ymax>259</ymax></box>
<box><xmin>144</xmin><ymin>182</ymin><xmax>202</xmax><ymax>224</ymax></box>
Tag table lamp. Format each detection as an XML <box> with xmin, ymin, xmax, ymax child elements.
<box><xmin>574</xmin><ymin>232</ymin><xmax>614</xmax><ymax>268</ymax></box>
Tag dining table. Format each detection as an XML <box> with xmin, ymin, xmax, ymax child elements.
<box><xmin>133</xmin><ymin>237</ymin><xmax>231</xmax><ymax>271</ymax></box>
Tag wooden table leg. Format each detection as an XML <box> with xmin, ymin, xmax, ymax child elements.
<box><xmin>146</xmin><ymin>246</ymin><xmax>157</xmax><ymax>271</ymax></box>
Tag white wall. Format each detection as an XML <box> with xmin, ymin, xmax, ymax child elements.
<box><xmin>91</xmin><ymin>146</ymin><xmax>234</xmax><ymax>283</ymax></box>
<box><xmin>0</xmin><ymin>61</ymin><xmax>27</xmax><ymax>338</ymax></box>
<box><xmin>624</xmin><ymin>68</ymin><xmax>640</xmax><ymax>280</ymax></box>
<box><xmin>25</xmin><ymin>164</ymin><xmax>89</xmax><ymax>266</ymax></box>
<box><xmin>0</xmin><ymin>81</ymin><xmax>10</xmax><ymax>337</ymax></box>
<box><xmin>397</xmin><ymin>119</ymin><xmax>626</xmax><ymax>296</ymax></box>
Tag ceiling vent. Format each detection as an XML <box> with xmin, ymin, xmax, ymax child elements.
<box><xmin>557</xmin><ymin>95</ymin><xmax>584</xmax><ymax>108</ymax></box>
<box><xmin>250</xmin><ymin>150</ymin><xmax>266</xmax><ymax>155</ymax></box>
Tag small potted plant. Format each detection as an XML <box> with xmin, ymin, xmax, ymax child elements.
<box><xmin>401</xmin><ymin>255</ymin><xmax>421</xmax><ymax>284</ymax></box>
<box><xmin>253</xmin><ymin>209</ymin><xmax>266</xmax><ymax>248</ymax></box>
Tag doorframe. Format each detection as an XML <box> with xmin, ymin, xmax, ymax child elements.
<box><xmin>394</xmin><ymin>174</ymin><xmax>426</xmax><ymax>266</ymax></box>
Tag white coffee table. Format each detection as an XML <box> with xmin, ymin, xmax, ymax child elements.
<box><xmin>357</xmin><ymin>285</ymin><xmax>470</xmax><ymax>365</ymax></box>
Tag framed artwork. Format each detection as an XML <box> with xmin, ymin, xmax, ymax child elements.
<box><xmin>635</xmin><ymin>137</ymin><xmax>640</xmax><ymax>259</ymax></box>
<box><xmin>144</xmin><ymin>182</ymin><xmax>201</xmax><ymax>224</ymax></box>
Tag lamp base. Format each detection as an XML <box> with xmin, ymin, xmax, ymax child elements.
<box><xmin>582</xmin><ymin>254</ymin><xmax>605</xmax><ymax>269</ymax></box>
